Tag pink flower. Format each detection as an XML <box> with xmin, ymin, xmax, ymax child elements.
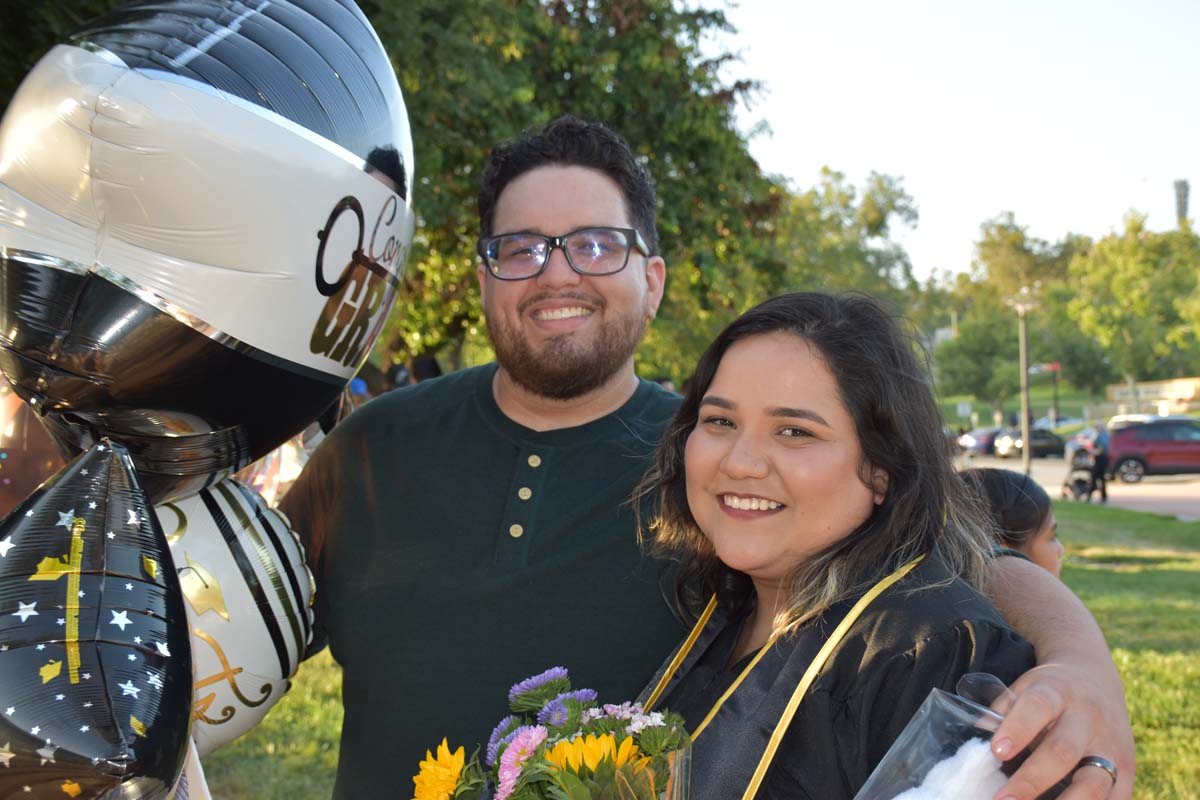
<box><xmin>494</xmin><ymin>725</ymin><xmax>547</xmax><ymax>800</ymax></box>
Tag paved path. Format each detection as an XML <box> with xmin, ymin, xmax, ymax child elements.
<box><xmin>958</xmin><ymin>454</ymin><xmax>1200</xmax><ymax>522</ymax></box>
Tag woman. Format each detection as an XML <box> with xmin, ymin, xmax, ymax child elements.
<box><xmin>638</xmin><ymin>293</ymin><xmax>1035</xmax><ymax>799</ymax></box>
<box><xmin>962</xmin><ymin>467</ymin><xmax>1064</xmax><ymax>577</ymax></box>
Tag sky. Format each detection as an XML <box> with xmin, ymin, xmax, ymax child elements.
<box><xmin>709</xmin><ymin>0</ymin><xmax>1200</xmax><ymax>282</ymax></box>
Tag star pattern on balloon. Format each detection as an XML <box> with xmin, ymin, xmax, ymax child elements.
<box><xmin>0</xmin><ymin>441</ymin><xmax>191</xmax><ymax>792</ymax></box>
<box><xmin>12</xmin><ymin>601</ymin><xmax>37</xmax><ymax>622</ymax></box>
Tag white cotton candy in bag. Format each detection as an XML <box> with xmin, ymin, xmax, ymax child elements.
<box><xmin>890</xmin><ymin>738</ymin><xmax>1008</xmax><ymax>800</ymax></box>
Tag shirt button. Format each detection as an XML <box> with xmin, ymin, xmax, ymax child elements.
<box><xmin>518</xmin><ymin>487</ymin><xmax>532</xmax><ymax>500</ymax></box>
<box><xmin>527</xmin><ymin>454</ymin><xmax>542</xmax><ymax>468</ymax></box>
<box><xmin>509</xmin><ymin>524</ymin><xmax>524</xmax><ymax>538</ymax></box>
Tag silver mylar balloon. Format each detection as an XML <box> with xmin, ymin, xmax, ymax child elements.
<box><xmin>0</xmin><ymin>0</ymin><xmax>416</xmax><ymax>504</ymax></box>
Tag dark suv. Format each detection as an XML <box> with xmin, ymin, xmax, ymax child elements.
<box><xmin>1108</xmin><ymin>419</ymin><xmax>1200</xmax><ymax>483</ymax></box>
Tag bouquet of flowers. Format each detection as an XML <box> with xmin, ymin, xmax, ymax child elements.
<box><xmin>411</xmin><ymin>667</ymin><xmax>691</xmax><ymax>800</ymax></box>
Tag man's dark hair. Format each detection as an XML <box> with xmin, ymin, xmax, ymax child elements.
<box><xmin>477</xmin><ymin>115</ymin><xmax>659</xmax><ymax>254</ymax></box>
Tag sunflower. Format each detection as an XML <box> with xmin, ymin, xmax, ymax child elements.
<box><xmin>411</xmin><ymin>738</ymin><xmax>466</xmax><ymax>800</ymax></box>
<box><xmin>545</xmin><ymin>733</ymin><xmax>650</xmax><ymax>775</ymax></box>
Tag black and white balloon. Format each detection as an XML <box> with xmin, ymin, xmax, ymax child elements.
<box><xmin>0</xmin><ymin>0</ymin><xmax>416</xmax><ymax>503</ymax></box>
<box><xmin>157</xmin><ymin>478</ymin><xmax>314</xmax><ymax>757</ymax></box>
<box><xmin>0</xmin><ymin>441</ymin><xmax>192</xmax><ymax>798</ymax></box>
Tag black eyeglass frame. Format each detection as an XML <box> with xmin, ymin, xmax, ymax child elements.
<box><xmin>476</xmin><ymin>226</ymin><xmax>652</xmax><ymax>280</ymax></box>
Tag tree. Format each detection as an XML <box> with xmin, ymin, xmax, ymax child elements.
<box><xmin>1068</xmin><ymin>214</ymin><xmax>1200</xmax><ymax>397</ymax></box>
<box><xmin>0</xmin><ymin>3</ymin><xmax>125</xmax><ymax>110</ymax></box>
<box><xmin>933</xmin><ymin>293</ymin><xmax>1020</xmax><ymax>418</ymax></box>
<box><xmin>1038</xmin><ymin>284</ymin><xmax>1116</xmax><ymax>396</ymax></box>
<box><xmin>972</xmin><ymin>212</ymin><xmax>1068</xmax><ymax>296</ymax></box>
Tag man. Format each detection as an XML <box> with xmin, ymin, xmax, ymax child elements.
<box><xmin>1088</xmin><ymin>422</ymin><xmax>1111</xmax><ymax>503</ymax></box>
<box><xmin>282</xmin><ymin>116</ymin><xmax>1132</xmax><ymax>799</ymax></box>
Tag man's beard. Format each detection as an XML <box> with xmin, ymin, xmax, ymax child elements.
<box><xmin>487</xmin><ymin>296</ymin><xmax>648</xmax><ymax>401</ymax></box>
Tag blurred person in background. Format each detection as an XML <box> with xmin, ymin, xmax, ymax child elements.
<box><xmin>963</xmin><ymin>468</ymin><xmax>1063</xmax><ymax>577</ymax></box>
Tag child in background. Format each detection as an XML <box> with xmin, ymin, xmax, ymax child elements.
<box><xmin>962</xmin><ymin>468</ymin><xmax>1063</xmax><ymax>577</ymax></box>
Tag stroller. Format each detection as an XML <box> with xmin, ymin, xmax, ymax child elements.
<box><xmin>1061</xmin><ymin>447</ymin><xmax>1094</xmax><ymax>501</ymax></box>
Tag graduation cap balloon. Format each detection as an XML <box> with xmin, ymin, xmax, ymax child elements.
<box><xmin>0</xmin><ymin>441</ymin><xmax>191</xmax><ymax>798</ymax></box>
<box><xmin>0</xmin><ymin>0</ymin><xmax>416</xmax><ymax>504</ymax></box>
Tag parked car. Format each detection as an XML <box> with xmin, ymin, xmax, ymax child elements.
<box><xmin>957</xmin><ymin>426</ymin><xmax>1003</xmax><ymax>455</ymax></box>
<box><xmin>1033</xmin><ymin>415</ymin><xmax>1083</xmax><ymax>430</ymax></box>
<box><xmin>994</xmin><ymin>427</ymin><xmax>1066</xmax><ymax>458</ymax></box>
<box><xmin>1108</xmin><ymin>419</ymin><xmax>1200</xmax><ymax>482</ymax></box>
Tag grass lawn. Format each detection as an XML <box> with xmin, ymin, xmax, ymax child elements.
<box><xmin>1052</xmin><ymin>503</ymin><xmax>1200</xmax><ymax>799</ymax></box>
<box><xmin>203</xmin><ymin>503</ymin><xmax>1199</xmax><ymax>799</ymax></box>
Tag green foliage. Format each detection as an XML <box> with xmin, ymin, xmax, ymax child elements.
<box><xmin>1053</xmin><ymin>502</ymin><xmax>1200</xmax><ymax>796</ymax></box>
<box><xmin>930</xmin><ymin>213</ymin><xmax>1119</xmax><ymax>413</ymax></box>
<box><xmin>510</xmin><ymin>675</ymin><xmax>571</xmax><ymax>713</ymax></box>
<box><xmin>934</xmin><ymin>292</ymin><xmax>1019</xmax><ymax>411</ymax></box>
<box><xmin>1037</xmin><ymin>283</ymin><xmax>1118</xmax><ymax>396</ymax></box>
<box><xmin>633</xmin><ymin>712</ymin><xmax>688</xmax><ymax>757</ymax></box>
<box><xmin>1067</xmin><ymin>214</ymin><xmax>1200</xmax><ymax>383</ymax></box>
<box><xmin>455</xmin><ymin>748</ymin><xmax>490</xmax><ymax>800</ymax></box>
<box><xmin>972</xmin><ymin>212</ymin><xmax>1069</xmax><ymax>296</ymax></box>
<box><xmin>0</xmin><ymin>1</ymin><xmax>125</xmax><ymax>112</ymax></box>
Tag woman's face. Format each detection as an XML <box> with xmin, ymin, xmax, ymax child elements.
<box><xmin>684</xmin><ymin>332</ymin><xmax>885</xmax><ymax>585</ymax></box>
<box><xmin>1023</xmin><ymin>510</ymin><xmax>1063</xmax><ymax>577</ymax></box>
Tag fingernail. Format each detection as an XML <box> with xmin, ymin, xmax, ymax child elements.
<box><xmin>992</xmin><ymin>738</ymin><xmax>1013</xmax><ymax>758</ymax></box>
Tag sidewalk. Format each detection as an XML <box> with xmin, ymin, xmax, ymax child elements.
<box><xmin>958</xmin><ymin>454</ymin><xmax>1200</xmax><ymax>522</ymax></box>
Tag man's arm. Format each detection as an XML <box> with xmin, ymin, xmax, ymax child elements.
<box><xmin>984</xmin><ymin>556</ymin><xmax>1134</xmax><ymax>800</ymax></box>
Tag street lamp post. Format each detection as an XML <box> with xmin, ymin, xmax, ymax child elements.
<box><xmin>1010</xmin><ymin>286</ymin><xmax>1037</xmax><ymax>477</ymax></box>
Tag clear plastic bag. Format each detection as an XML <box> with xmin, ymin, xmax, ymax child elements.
<box><xmin>854</xmin><ymin>674</ymin><xmax>1068</xmax><ymax>800</ymax></box>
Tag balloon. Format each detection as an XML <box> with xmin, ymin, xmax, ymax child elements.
<box><xmin>0</xmin><ymin>441</ymin><xmax>191</xmax><ymax>797</ymax></box>
<box><xmin>0</xmin><ymin>0</ymin><xmax>416</xmax><ymax>503</ymax></box>
<box><xmin>0</xmin><ymin>380</ymin><xmax>65</xmax><ymax>518</ymax></box>
<box><xmin>156</xmin><ymin>478</ymin><xmax>314</xmax><ymax>756</ymax></box>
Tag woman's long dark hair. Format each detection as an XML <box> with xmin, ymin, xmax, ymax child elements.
<box><xmin>637</xmin><ymin>292</ymin><xmax>991</xmax><ymax>630</ymax></box>
<box><xmin>961</xmin><ymin>468</ymin><xmax>1052</xmax><ymax>549</ymax></box>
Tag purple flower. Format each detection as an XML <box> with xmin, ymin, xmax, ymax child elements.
<box><xmin>537</xmin><ymin>700</ymin><xmax>569</xmax><ymax>727</ymax></box>
<box><xmin>562</xmin><ymin>688</ymin><xmax>598</xmax><ymax>705</ymax></box>
<box><xmin>535</xmin><ymin>688</ymin><xmax>598</xmax><ymax>726</ymax></box>
<box><xmin>486</xmin><ymin>714</ymin><xmax>520</xmax><ymax>767</ymax></box>
<box><xmin>507</xmin><ymin>667</ymin><xmax>569</xmax><ymax>705</ymax></box>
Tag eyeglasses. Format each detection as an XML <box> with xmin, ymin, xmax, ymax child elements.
<box><xmin>477</xmin><ymin>226</ymin><xmax>650</xmax><ymax>280</ymax></box>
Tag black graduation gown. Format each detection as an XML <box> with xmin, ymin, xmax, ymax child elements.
<box><xmin>644</xmin><ymin>554</ymin><xmax>1036</xmax><ymax>799</ymax></box>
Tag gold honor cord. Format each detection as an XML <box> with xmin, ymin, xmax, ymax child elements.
<box><xmin>641</xmin><ymin>556</ymin><xmax>926</xmax><ymax>800</ymax></box>
<box><xmin>29</xmin><ymin>517</ymin><xmax>87</xmax><ymax>683</ymax></box>
<box><xmin>740</xmin><ymin>555</ymin><xmax>924</xmax><ymax>799</ymax></box>
<box><xmin>644</xmin><ymin>596</ymin><xmax>718</xmax><ymax>712</ymax></box>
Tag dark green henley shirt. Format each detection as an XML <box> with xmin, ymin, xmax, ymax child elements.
<box><xmin>280</xmin><ymin>364</ymin><xmax>685</xmax><ymax>798</ymax></box>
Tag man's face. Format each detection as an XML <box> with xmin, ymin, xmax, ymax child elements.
<box><xmin>477</xmin><ymin>165</ymin><xmax>665</xmax><ymax>400</ymax></box>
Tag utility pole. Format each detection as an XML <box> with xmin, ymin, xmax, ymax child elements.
<box><xmin>1009</xmin><ymin>286</ymin><xmax>1037</xmax><ymax>476</ymax></box>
